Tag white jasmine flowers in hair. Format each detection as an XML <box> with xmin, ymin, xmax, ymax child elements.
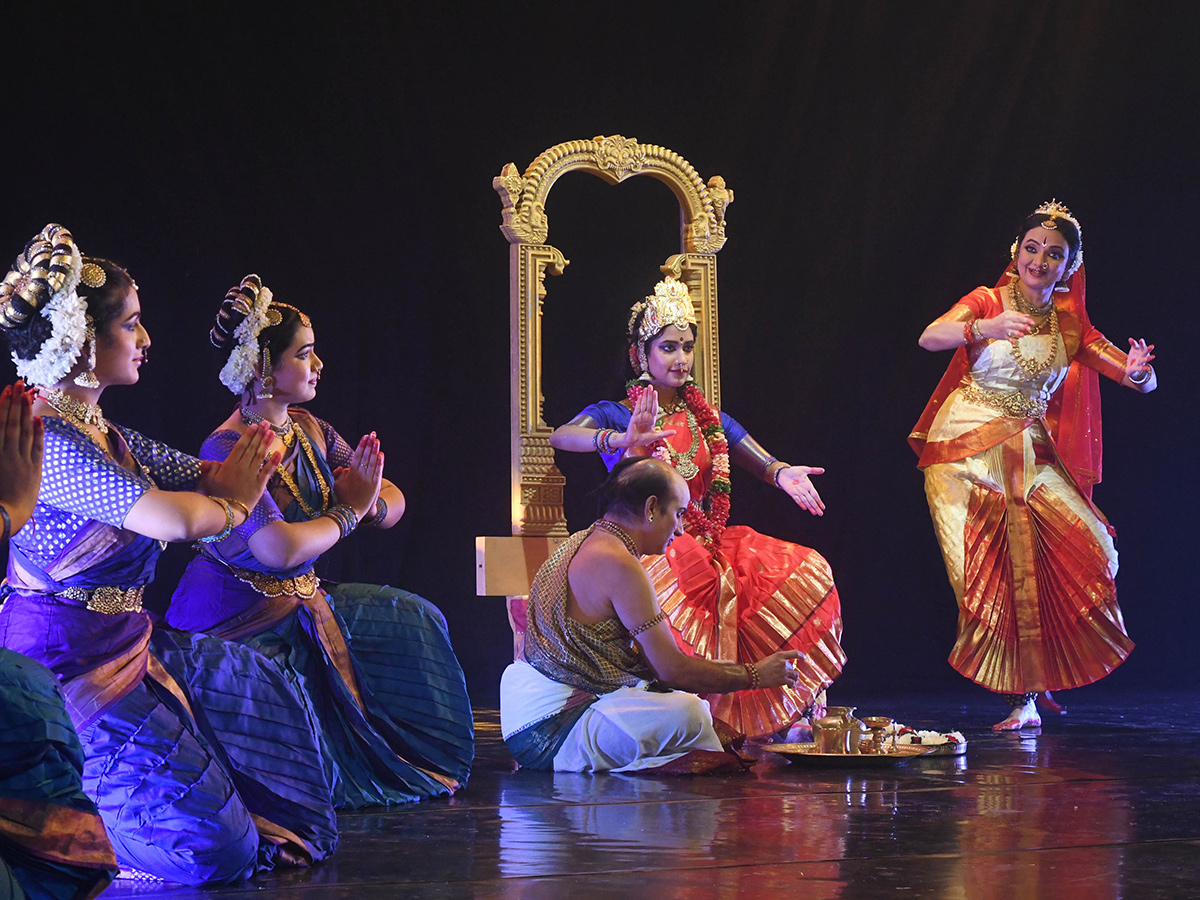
<box><xmin>218</xmin><ymin>286</ymin><xmax>274</xmax><ymax>393</ymax></box>
<box><xmin>12</xmin><ymin>251</ymin><xmax>87</xmax><ymax>387</ymax></box>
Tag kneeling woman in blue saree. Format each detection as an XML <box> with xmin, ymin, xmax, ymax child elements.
<box><xmin>167</xmin><ymin>274</ymin><xmax>474</xmax><ymax>808</ymax></box>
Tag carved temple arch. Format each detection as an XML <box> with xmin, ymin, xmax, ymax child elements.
<box><xmin>478</xmin><ymin>136</ymin><xmax>732</xmax><ymax>596</ymax></box>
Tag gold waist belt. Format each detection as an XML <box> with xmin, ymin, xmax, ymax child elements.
<box><xmin>960</xmin><ymin>380</ymin><xmax>1048</xmax><ymax>419</ymax></box>
<box><xmin>58</xmin><ymin>585</ymin><xmax>145</xmax><ymax>615</ymax></box>
<box><xmin>228</xmin><ymin>565</ymin><xmax>320</xmax><ymax>599</ymax></box>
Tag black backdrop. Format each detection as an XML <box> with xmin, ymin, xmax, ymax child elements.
<box><xmin>4</xmin><ymin>3</ymin><xmax>1196</xmax><ymax>702</ymax></box>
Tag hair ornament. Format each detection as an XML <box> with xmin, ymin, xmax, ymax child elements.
<box><xmin>627</xmin><ymin>276</ymin><xmax>697</xmax><ymax>374</ymax></box>
<box><xmin>216</xmin><ymin>274</ymin><xmax>311</xmax><ymax>394</ymax></box>
<box><xmin>1</xmin><ymin>224</ymin><xmax>92</xmax><ymax>387</ymax></box>
<box><xmin>79</xmin><ymin>261</ymin><xmax>107</xmax><ymax>289</ymax></box>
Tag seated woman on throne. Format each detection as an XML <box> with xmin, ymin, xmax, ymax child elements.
<box><xmin>547</xmin><ymin>276</ymin><xmax>845</xmax><ymax>739</ymax></box>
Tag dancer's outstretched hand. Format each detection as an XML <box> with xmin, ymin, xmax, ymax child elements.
<box><xmin>777</xmin><ymin>465</ymin><xmax>826</xmax><ymax>516</ymax></box>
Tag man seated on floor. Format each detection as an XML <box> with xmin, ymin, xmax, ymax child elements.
<box><xmin>500</xmin><ymin>457</ymin><xmax>801</xmax><ymax>773</ymax></box>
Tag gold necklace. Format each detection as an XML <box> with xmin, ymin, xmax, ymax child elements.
<box><xmin>1006</xmin><ymin>282</ymin><xmax>1062</xmax><ymax>380</ymax></box>
<box><xmin>1008</xmin><ymin>279</ymin><xmax>1055</xmax><ymax>317</ymax></box>
<box><xmin>43</xmin><ymin>388</ymin><xmax>108</xmax><ymax>434</ymax></box>
<box><xmin>594</xmin><ymin>519</ymin><xmax>640</xmax><ymax>557</ymax></box>
<box><xmin>240</xmin><ymin>406</ymin><xmax>295</xmax><ymax>440</ymax></box>
<box><xmin>274</xmin><ymin>424</ymin><xmax>331</xmax><ymax>518</ymax></box>
<box><xmin>656</xmin><ymin>406</ymin><xmax>701</xmax><ymax>480</ymax></box>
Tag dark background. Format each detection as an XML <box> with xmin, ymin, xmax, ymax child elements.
<box><xmin>4</xmin><ymin>3</ymin><xmax>1196</xmax><ymax>703</ymax></box>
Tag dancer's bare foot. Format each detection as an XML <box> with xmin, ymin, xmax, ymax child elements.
<box><xmin>993</xmin><ymin>699</ymin><xmax>1041</xmax><ymax>731</ymax></box>
<box><xmin>1037</xmin><ymin>691</ymin><xmax>1066</xmax><ymax>715</ymax></box>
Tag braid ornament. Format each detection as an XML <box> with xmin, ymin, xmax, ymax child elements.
<box><xmin>0</xmin><ymin>224</ymin><xmax>89</xmax><ymax>387</ymax></box>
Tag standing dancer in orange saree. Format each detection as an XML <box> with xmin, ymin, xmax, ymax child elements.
<box><xmin>912</xmin><ymin>201</ymin><xmax>1157</xmax><ymax>730</ymax></box>
<box><xmin>549</xmin><ymin>277</ymin><xmax>845</xmax><ymax>739</ymax></box>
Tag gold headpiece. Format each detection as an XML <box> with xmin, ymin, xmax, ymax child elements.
<box><xmin>627</xmin><ymin>276</ymin><xmax>698</xmax><ymax>374</ymax></box>
<box><xmin>1011</xmin><ymin>198</ymin><xmax>1084</xmax><ymax>280</ymax></box>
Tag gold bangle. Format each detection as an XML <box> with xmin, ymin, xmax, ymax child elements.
<box><xmin>199</xmin><ymin>497</ymin><xmax>235</xmax><ymax>544</ymax></box>
<box><xmin>224</xmin><ymin>497</ymin><xmax>252</xmax><ymax>521</ymax></box>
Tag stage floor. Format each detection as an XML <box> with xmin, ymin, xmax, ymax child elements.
<box><xmin>105</xmin><ymin>688</ymin><xmax>1200</xmax><ymax>899</ymax></box>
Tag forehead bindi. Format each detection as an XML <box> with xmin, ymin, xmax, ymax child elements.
<box><xmin>654</xmin><ymin>325</ymin><xmax>695</xmax><ymax>345</ymax></box>
<box><xmin>1024</xmin><ymin>228</ymin><xmax>1069</xmax><ymax>252</ymax></box>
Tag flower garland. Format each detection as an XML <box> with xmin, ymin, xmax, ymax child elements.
<box><xmin>627</xmin><ymin>379</ymin><xmax>731</xmax><ymax>546</ymax></box>
<box><xmin>12</xmin><ymin>276</ymin><xmax>88</xmax><ymax>387</ymax></box>
<box><xmin>219</xmin><ymin>285</ymin><xmax>275</xmax><ymax>394</ymax></box>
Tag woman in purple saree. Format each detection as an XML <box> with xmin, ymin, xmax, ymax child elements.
<box><xmin>0</xmin><ymin>226</ymin><xmax>337</xmax><ymax>884</ymax></box>
<box><xmin>0</xmin><ymin>379</ymin><xmax>116</xmax><ymax>900</ymax></box>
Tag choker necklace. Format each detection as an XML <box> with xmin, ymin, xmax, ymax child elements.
<box><xmin>594</xmin><ymin>519</ymin><xmax>640</xmax><ymax>557</ymax></box>
<box><xmin>240</xmin><ymin>406</ymin><xmax>294</xmax><ymax>439</ymax></box>
<box><xmin>43</xmin><ymin>388</ymin><xmax>108</xmax><ymax>434</ymax></box>
<box><xmin>1008</xmin><ymin>280</ymin><xmax>1055</xmax><ymax>316</ymax></box>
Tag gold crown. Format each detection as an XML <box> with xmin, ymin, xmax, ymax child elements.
<box><xmin>628</xmin><ymin>276</ymin><xmax>697</xmax><ymax>344</ymax></box>
<box><xmin>1034</xmin><ymin>198</ymin><xmax>1082</xmax><ymax>237</ymax></box>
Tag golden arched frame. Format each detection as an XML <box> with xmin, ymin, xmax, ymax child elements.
<box><xmin>477</xmin><ymin>135</ymin><xmax>732</xmax><ymax>595</ymax></box>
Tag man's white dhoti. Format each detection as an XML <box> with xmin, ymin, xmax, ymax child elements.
<box><xmin>501</xmin><ymin>661</ymin><xmax>723</xmax><ymax>772</ymax></box>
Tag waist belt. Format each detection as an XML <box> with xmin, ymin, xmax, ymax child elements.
<box><xmin>960</xmin><ymin>380</ymin><xmax>1048</xmax><ymax>419</ymax></box>
<box><xmin>228</xmin><ymin>564</ymin><xmax>321</xmax><ymax>599</ymax></box>
<box><xmin>57</xmin><ymin>585</ymin><xmax>145</xmax><ymax>615</ymax></box>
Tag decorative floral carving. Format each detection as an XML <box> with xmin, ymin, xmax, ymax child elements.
<box><xmin>593</xmin><ymin>134</ymin><xmax>645</xmax><ymax>180</ymax></box>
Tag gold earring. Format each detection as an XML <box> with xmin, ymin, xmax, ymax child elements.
<box><xmin>256</xmin><ymin>347</ymin><xmax>274</xmax><ymax>400</ymax></box>
<box><xmin>74</xmin><ymin>318</ymin><xmax>100</xmax><ymax>388</ymax></box>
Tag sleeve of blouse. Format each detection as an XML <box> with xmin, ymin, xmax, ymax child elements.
<box><xmin>318</xmin><ymin>418</ymin><xmax>354</xmax><ymax>469</ymax></box>
<box><xmin>1073</xmin><ymin>329</ymin><xmax>1129</xmax><ymax>383</ymax></box>
<box><xmin>200</xmin><ymin>430</ymin><xmax>284</xmax><ymax>542</ymax></box>
<box><xmin>934</xmin><ymin>286</ymin><xmax>995</xmax><ymax>323</ymax></box>
<box><xmin>121</xmin><ymin>427</ymin><xmax>203</xmax><ymax>490</ymax></box>
<box><xmin>720</xmin><ymin>411</ymin><xmax>748</xmax><ymax>447</ymax></box>
<box><xmin>36</xmin><ymin>422</ymin><xmax>150</xmax><ymax>526</ymax></box>
<box><xmin>573</xmin><ymin>399</ymin><xmax>633</xmax><ymax>431</ymax></box>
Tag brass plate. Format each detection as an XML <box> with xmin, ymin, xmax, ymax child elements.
<box><xmin>762</xmin><ymin>742</ymin><xmax>937</xmax><ymax>766</ymax></box>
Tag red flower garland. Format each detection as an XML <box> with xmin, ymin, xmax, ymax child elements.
<box><xmin>627</xmin><ymin>381</ymin><xmax>731</xmax><ymax>546</ymax></box>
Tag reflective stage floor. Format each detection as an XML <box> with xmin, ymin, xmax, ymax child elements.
<box><xmin>106</xmin><ymin>688</ymin><xmax>1200</xmax><ymax>899</ymax></box>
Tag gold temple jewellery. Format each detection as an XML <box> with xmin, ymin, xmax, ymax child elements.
<box><xmin>42</xmin><ymin>388</ymin><xmax>108</xmax><ymax>434</ymax></box>
<box><xmin>240</xmin><ymin>406</ymin><xmax>295</xmax><ymax>440</ymax></box>
<box><xmin>58</xmin><ymin>585</ymin><xmax>145</xmax><ymax>615</ymax></box>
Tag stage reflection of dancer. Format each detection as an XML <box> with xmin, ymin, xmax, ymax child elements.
<box><xmin>0</xmin><ymin>226</ymin><xmax>337</xmax><ymax>883</ymax></box>
<box><xmin>167</xmin><ymin>275</ymin><xmax>473</xmax><ymax>807</ymax></box>
<box><xmin>548</xmin><ymin>276</ymin><xmax>844</xmax><ymax>739</ymax></box>
<box><xmin>912</xmin><ymin>201</ymin><xmax>1156</xmax><ymax>731</ymax></box>
<box><xmin>501</xmin><ymin>458</ymin><xmax>801</xmax><ymax>772</ymax></box>
<box><xmin>0</xmin><ymin>378</ymin><xmax>118</xmax><ymax>900</ymax></box>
